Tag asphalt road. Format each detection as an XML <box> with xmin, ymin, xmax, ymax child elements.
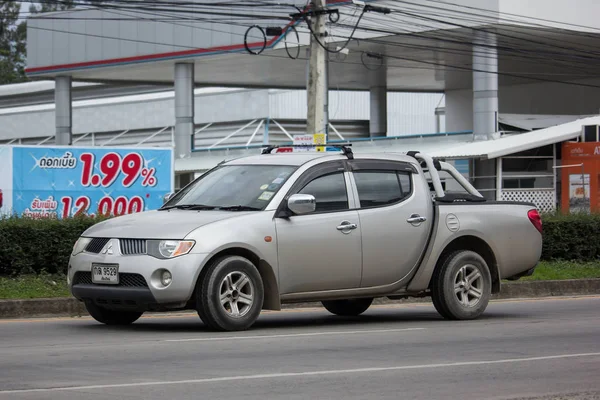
<box><xmin>0</xmin><ymin>296</ymin><xmax>599</xmax><ymax>400</ymax></box>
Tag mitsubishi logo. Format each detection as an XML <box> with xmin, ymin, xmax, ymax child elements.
<box><xmin>101</xmin><ymin>240</ymin><xmax>114</xmax><ymax>255</ymax></box>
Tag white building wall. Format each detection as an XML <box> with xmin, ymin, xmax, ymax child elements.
<box><xmin>499</xmin><ymin>0</ymin><xmax>600</xmax><ymax>32</ymax></box>
<box><xmin>269</xmin><ymin>90</ymin><xmax>370</xmax><ymax>120</ymax></box>
<box><xmin>387</xmin><ymin>92</ymin><xmax>445</xmax><ymax>135</ymax></box>
<box><xmin>1</xmin><ymin>87</ymin><xmax>444</xmax><ymax>141</ymax></box>
<box><xmin>270</xmin><ymin>90</ymin><xmax>444</xmax><ymax>135</ymax></box>
<box><xmin>445</xmin><ymin>89</ymin><xmax>473</xmax><ymax>133</ymax></box>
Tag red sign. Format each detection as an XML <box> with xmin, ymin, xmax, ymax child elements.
<box><xmin>564</xmin><ymin>143</ymin><xmax>600</xmax><ymax>158</ymax></box>
<box><xmin>561</xmin><ymin>142</ymin><xmax>600</xmax><ymax>213</ymax></box>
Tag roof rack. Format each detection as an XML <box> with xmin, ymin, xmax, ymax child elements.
<box><xmin>261</xmin><ymin>144</ymin><xmax>354</xmax><ymax>159</ymax></box>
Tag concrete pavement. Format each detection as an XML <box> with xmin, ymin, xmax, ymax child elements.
<box><xmin>0</xmin><ymin>296</ymin><xmax>599</xmax><ymax>399</ymax></box>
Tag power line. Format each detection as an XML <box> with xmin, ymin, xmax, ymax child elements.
<box><xmin>403</xmin><ymin>0</ymin><xmax>600</xmax><ymax>33</ymax></box>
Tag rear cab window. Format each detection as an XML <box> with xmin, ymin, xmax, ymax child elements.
<box><xmin>350</xmin><ymin>161</ymin><xmax>414</xmax><ymax>209</ymax></box>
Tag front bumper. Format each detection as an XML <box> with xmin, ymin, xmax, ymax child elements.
<box><xmin>68</xmin><ymin>250</ymin><xmax>209</xmax><ymax>311</ymax></box>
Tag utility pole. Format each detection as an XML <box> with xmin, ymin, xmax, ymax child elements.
<box><xmin>306</xmin><ymin>0</ymin><xmax>328</xmax><ymax>141</ymax></box>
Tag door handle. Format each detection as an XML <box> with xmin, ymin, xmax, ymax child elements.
<box><xmin>336</xmin><ymin>221</ymin><xmax>358</xmax><ymax>231</ymax></box>
<box><xmin>407</xmin><ymin>214</ymin><xmax>427</xmax><ymax>224</ymax></box>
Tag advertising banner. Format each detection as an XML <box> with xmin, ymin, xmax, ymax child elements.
<box><xmin>568</xmin><ymin>173</ymin><xmax>590</xmax><ymax>214</ymax></box>
<box><xmin>11</xmin><ymin>146</ymin><xmax>173</xmax><ymax>219</ymax></box>
<box><xmin>0</xmin><ymin>146</ymin><xmax>13</xmax><ymax>216</ymax></box>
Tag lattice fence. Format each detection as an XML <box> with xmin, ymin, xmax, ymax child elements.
<box><xmin>501</xmin><ymin>190</ymin><xmax>556</xmax><ymax>212</ymax></box>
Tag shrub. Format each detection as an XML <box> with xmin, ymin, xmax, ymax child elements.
<box><xmin>541</xmin><ymin>212</ymin><xmax>600</xmax><ymax>262</ymax></box>
<box><xmin>0</xmin><ymin>214</ymin><xmax>109</xmax><ymax>276</ymax></box>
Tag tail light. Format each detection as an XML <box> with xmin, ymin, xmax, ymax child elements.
<box><xmin>527</xmin><ymin>209</ymin><xmax>542</xmax><ymax>234</ymax></box>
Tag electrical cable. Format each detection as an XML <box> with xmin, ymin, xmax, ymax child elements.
<box><xmin>23</xmin><ymin>24</ymin><xmax>449</xmax><ymax>76</ymax></box>
<box><xmin>244</xmin><ymin>25</ymin><xmax>267</xmax><ymax>55</ymax></box>
<box><xmin>360</xmin><ymin>51</ymin><xmax>384</xmax><ymax>71</ymax></box>
<box><xmin>400</xmin><ymin>0</ymin><xmax>600</xmax><ymax>34</ymax></box>
<box><xmin>296</xmin><ymin>4</ymin><xmax>367</xmax><ymax>54</ymax></box>
<box><xmin>331</xmin><ymin>13</ymin><xmax>600</xmax><ymax>75</ymax></box>
<box><xmin>284</xmin><ymin>25</ymin><xmax>300</xmax><ymax>60</ymax></box>
<box><xmin>386</xmin><ymin>5</ymin><xmax>600</xmax><ymax>60</ymax></box>
<box><xmin>20</xmin><ymin>0</ymin><xmax>600</xmax><ymax>88</ymax></box>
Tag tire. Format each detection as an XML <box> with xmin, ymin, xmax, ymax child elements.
<box><xmin>431</xmin><ymin>250</ymin><xmax>492</xmax><ymax>320</ymax></box>
<box><xmin>322</xmin><ymin>298</ymin><xmax>373</xmax><ymax>317</ymax></box>
<box><xmin>196</xmin><ymin>255</ymin><xmax>264</xmax><ymax>331</ymax></box>
<box><xmin>84</xmin><ymin>302</ymin><xmax>143</xmax><ymax>325</ymax></box>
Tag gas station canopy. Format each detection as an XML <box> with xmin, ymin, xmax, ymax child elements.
<box><xmin>25</xmin><ymin>0</ymin><xmax>600</xmax><ymax>91</ymax></box>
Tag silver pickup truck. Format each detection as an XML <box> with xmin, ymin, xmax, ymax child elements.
<box><xmin>68</xmin><ymin>146</ymin><xmax>542</xmax><ymax>331</ymax></box>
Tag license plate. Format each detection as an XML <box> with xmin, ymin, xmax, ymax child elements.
<box><xmin>92</xmin><ymin>263</ymin><xmax>119</xmax><ymax>284</ymax></box>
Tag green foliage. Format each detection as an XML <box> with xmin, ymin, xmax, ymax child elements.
<box><xmin>541</xmin><ymin>211</ymin><xmax>600</xmax><ymax>262</ymax></box>
<box><xmin>0</xmin><ymin>214</ymin><xmax>110</xmax><ymax>276</ymax></box>
<box><xmin>0</xmin><ymin>1</ymin><xmax>26</xmax><ymax>84</ymax></box>
<box><xmin>519</xmin><ymin>260</ymin><xmax>600</xmax><ymax>281</ymax></box>
<box><xmin>1</xmin><ymin>0</ymin><xmax>79</xmax><ymax>84</ymax></box>
<box><xmin>0</xmin><ymin>272</ymin><xmax>70</xmax><ymax>299</ymax></box>
<box><xmin>28</xmin><ymin>0</ymin><xmax>75</xmax><ymax>14</ymax></box>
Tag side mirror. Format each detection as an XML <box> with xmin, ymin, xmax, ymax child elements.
<box><xmin>163</xmin><ymin>192</ymin><xmax>175</xmax><ymax>204</ymax></box>
<box><xmin>287</xmin><ymin>194</ymin><xmax>316</xmax><ymax>215</ymax></box>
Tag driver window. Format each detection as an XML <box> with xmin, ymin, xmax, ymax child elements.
<box><xmin>298</xmin><ymin>172</ymin><xmax>349</xmax><ymax>213</ymax></box>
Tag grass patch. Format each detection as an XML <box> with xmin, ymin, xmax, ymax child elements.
<box><xmin>0</xmin><ymin>274</ymin><xmax>69</xmax><ymax>300</ymax></box>
<box><xmin>514</xmin><ymin>260</ymin><xmax>600</xmax><ymax>282</ymax></box>
<box><xmin>0</xmin><ymin>261</ymin><xmax>599</xmax><ymax>300</ymax></box>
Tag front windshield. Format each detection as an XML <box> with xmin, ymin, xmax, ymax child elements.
<box><xmin>164</xmin><ymin>164</ymin><xmax>297</xmax><ymax>211</ymax></box>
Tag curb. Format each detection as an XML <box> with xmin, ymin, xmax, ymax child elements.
<box><xmin>1</xmin><ymin>279</ymin><xmax>599</xmax><ymax>320</ymax></box>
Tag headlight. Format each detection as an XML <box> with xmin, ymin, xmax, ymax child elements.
<box><xmin>72</xmin><ymin>237</ymin><xmax>92</xmax><ymax>255</ymax></box>
<box><xmin>147</xmin><ymin>240</ymin><xmax>195</xmax><ymax>259</ymax></box>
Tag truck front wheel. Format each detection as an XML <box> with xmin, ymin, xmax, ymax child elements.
<box><xmin>196</xmin><ymin>255</ymin><xmax>264</xmax><ymax>331</ymax></box>
<box><xmin>431</xmin><ymin>250</ymin><xmax>492</xmax><ymax>320</ymax></box>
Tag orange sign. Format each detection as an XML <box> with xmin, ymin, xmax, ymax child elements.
<box><xmin>561</xmin><ymin>142</ymin><xmax>600</xmax><ymax>213</ymax></box>
<box><xmin>564</xmin><ymin>143</ymin><xmax>600</xmax><ymax>158</ymax></box>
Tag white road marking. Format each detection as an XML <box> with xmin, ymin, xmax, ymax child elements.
<box><xmin>164</xmin><ymin>327</ymin><xmax>426</xmax><ymax>342</ymax></box>
<box><xmin>2</xmin><ymin>352</ymin><xmax>600</xmax><ymax>394</ymax></box>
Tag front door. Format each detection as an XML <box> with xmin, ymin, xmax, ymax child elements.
<box><xmin>275</xmin><ymin>162</ymin><xmax>362</xmax><ymax>294</ymax></box>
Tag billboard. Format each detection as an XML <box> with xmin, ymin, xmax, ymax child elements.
<box><xmin>0</xmin><ymin>146</ymin><xmax>13</xmax><ymax>216</ymax></box>
<box><xmin>5</xmin><ymin>146</ymin><xmax>173</xmax><ymax>219</ymax></box>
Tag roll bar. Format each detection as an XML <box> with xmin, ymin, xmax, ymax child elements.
<box><xmin>406</xmin><ymin>152</ymin><xmax>483</xmax><ymax>199</ymax></box>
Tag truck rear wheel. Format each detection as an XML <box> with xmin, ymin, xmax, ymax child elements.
<box><xmin>322</xmin><ymin>298</ymin><xmax>373</xmax><ymax>317</ymax></box>
<box><xmin>84</xmin><ymin>302</ymin><xmax>143</xmax><ymax>325</ymax></box>
<box><xmin>196</xmin><ymin>255</ymin><xmax>264</xmax><ymax>331</ymax></box>
<box><xmin>431</xmin><ymin>250</ymin><xmax>491</xmax><ymax>320</ymax></box>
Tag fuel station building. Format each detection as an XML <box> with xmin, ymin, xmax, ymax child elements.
<box><xmin>6</xmin><ymin>0</ymin><xmax>600</xmax><ymax>212</ymax></box>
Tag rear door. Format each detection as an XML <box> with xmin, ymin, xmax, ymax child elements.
<box><xmin>348</xmin><ymin>159</ymin><xmax>432</xmax><ymax>287</ymax></box>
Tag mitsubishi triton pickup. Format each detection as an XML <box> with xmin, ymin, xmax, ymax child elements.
<box><xmin>67</xmin><ymin>146</ymin><xmax>543</xmax><ymax>331</ymax></box>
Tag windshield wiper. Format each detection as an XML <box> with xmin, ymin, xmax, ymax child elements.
<box><xmin>159</xmin><ymin>204</ymin><xmax>217</xmax><ymax>211</ymax></box>
<box><xmin>217</xmin><ymin>205</ymin><xmax>262</xmax><ymax>211</ymax></box>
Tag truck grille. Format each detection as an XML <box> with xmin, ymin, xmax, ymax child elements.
<box><xmin>72</xmin><ymin>271</ymin><xmax>148</xmax><ymax>287</ymax></box>
<box><xmin>84</xmin><ymin>238</ymin><xmax>110</xmax><ymax>254</ymax></box>
<box><xmin>120</xmin><ymin>239</ymin><xmax>147</xmax><ymax>255</ymax></box>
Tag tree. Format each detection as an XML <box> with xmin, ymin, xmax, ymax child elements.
<box><xmin>28</xmin><ymin>0</ymin><xmax>75</xmax><ymax>14</ymax></box>
<box><xmin>0</xmin><ymin>1</ymin><xmax>25</xmax><ymax>85</ymax></box>
<box><xmin>1</xmin><ymin>0</ymin><xmax>104</xmax><ymax>85</ymax></box>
